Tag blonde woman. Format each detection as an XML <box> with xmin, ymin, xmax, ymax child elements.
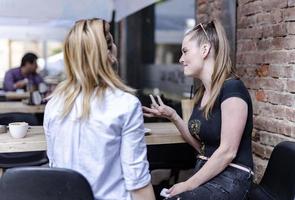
<box><xmin>44</xmin><ymin>18</ymin><xmax>155</xmax><ymax>200</ymax></box>
<box><xmin>143</xmin><ymin>19</ymin><xmax>253</xmax><ymax>199</ymax></box>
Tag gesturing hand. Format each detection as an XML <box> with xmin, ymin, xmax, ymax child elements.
<box><xmin>142</xmin><ymin>95</ymin><xmax>177</xmax><ymax>121</ymax></box>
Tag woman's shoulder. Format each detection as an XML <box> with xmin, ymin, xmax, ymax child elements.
<box><xmin>224</xmin><ymin>77</ymin><xmax>244</xmax><ymax>85</ymax></box>
<box><xmin>44</xmin><ymin>96</ymin><xmax>63</xmax><ymax>118</ymax></box>
<box><xmin>45</xmin><ymin>95</ymin><xmax>63</xmax><ymax>110</ymax></box>
<box><xmin>107</xmin><ymin>88</ymin><xmax>140</xmax><ymax>106</ymax></box>
<box><xmin>220</xmin><ymin>78</ymin><xmax>250</xmax><ymax>103</ymax></box>
<box><xmin>222</xmin><ymin>78</ymin><xmax>247</xmax><ymax>92</ymax></box>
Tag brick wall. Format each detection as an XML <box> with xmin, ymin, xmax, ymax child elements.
<box><xmin>196</xmin><ymin>0</ymin><xmax>295</xmax><ymax>182</ymax></box>
<box><xmin>196</xmin><ymin>0</ymin><xmax>225</xmax><ymax>22</ymax></box>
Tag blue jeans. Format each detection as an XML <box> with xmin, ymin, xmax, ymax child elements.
<box><xmin>168</xmin><ymin>159</ymin><xmax>252</xmax><ymax>200</ymax></box>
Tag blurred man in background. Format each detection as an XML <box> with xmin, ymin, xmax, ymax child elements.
<box><xmin>3</xmin><ymin>52</ymin><xmax>43</xmax><ymax>91</ymax></box>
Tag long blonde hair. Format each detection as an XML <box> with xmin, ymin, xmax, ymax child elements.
<box><xmin>187</xmin><ymin>19</ymin><xmax>237</xmax><ymax>119</ymax></box>
<box><xmin>51</xmin><ymin>18</ymin><xmax>135</xmax><ymax>119</ymax></box>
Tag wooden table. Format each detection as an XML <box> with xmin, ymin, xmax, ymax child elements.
<box><xmin>4</xmin><ymin>92</ymin><xmax>30</xmax><ymax>101</ymax></box>
<box><xmin>0</xmin><ymin>123</ymin><xmax>185</xmax><ymax>176</ymax></box>
<box><xmin>0</xmin><ymin>102</ymin><xmax>45</xmax><ymax>114</ymax></box>
<box><xmin>0</xmin><ymin>123</ymin><xmax>185</xmax><ymax>153</ymax></box>
<box><xmin>144</xmin><ymin>123</ymin><xmax>184</xmax><ymax>145</ymax></box>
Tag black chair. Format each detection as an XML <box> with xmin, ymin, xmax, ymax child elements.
<box><xmin>0</xmin><ymin>95</ymin><xmax>6</xmax><ymax>102</ymax></box>
<box><xmin>148</xmin><ymin>143</ymin><xmax>196</xmax><ymax>176</ymax></box>
<box><xmin>148</xmin><ymin>143</ymin><xmax>196</xmax><ymax>199</ymax></box>
<box><xmin>0</xmin><ymin>113</ymin><xmax>48</xmax><ymax>169</ymax></box>
<box><xmin>0</xmin><ymin>167</ymin><xmax>94</xmax><ymax>200</ymax></box>
<box><xmin>249</xmin><ymin>141</ymin><xmax>295</xmax><ymax>200</ymax></box>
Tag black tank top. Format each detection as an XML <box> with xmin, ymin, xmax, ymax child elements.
<box><xmin>188</xmin><ymin>79</ymin><xmax>253</xmax><ymax>169</ymax></box>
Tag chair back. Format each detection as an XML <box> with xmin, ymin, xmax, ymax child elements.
<box><xmin>0</xmin><ymin>112</ymin><xmax>39</xmax><ymax>126</ymax></box>
<box><xmin>0</xmin><ymin>167</ymin><xmax>94</xmax><ymax>200</ymax></box>
<box><xmin>251</xmin><ymin>141</ymin><xmax>295</xmax><ymax>200</ymax></box>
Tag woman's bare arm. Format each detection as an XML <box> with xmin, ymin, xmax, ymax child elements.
<box><xmin>168</xmin><ymin>97</ymin><xmax>248</xmax><ymax>196</ymax></box>
<box><xmin>131</xmin><ymin>183</ymin><xmax>155</xmax><ymax>200</ymax></box>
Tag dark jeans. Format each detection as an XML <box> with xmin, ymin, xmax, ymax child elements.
<box><xmin>168</xmin><ymin>159</ymin><xmax>252</xmax><ymax>200</ymax></box>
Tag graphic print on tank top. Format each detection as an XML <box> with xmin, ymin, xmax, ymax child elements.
<box><xmin>188</xmin><ymin>118</ymin><xmax>205</xmax><ymax>154</ymax></box>
<box><xmin>188</xmin><ymin>119</ymin><xmax>201</xmax><ymax>140</ymax></box>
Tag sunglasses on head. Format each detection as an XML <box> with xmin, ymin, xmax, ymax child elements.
<box><xmin>192</xmin><ymin>22</ymin><xmax>210</xmax><ymax>41</ymax></box>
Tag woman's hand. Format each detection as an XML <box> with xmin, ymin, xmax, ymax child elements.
<box><xmin>167</xmin><ymin>181</ymin><xmax>191</xmax><ymax>197</ymax></box>
<box><xmin>142</xmin><ymin>95</ymin><xmax>177</xmax><ymax>121</ymax></box>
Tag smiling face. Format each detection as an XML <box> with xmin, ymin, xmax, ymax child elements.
<box><xmin>179</xmin><ymin>34</ymin><xmax>204</xmax><ymax>78</ymax></box>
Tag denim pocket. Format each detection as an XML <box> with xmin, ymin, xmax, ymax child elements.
<box><xmin>208</xmin><ymin>173</ymin><xmax>235</xmax><ymax>194</ymax></box>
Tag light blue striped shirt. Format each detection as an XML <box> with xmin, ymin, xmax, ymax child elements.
<box><xmin>44</xmin><ymin>88</ymin><xmax>151</xmax><ymax>200</ymax></box>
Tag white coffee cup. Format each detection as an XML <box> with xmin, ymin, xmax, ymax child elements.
<box><xmin>8</xmin><ymin>122</ymin><xmax>29</xmax><ymax>138</ymax></box>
